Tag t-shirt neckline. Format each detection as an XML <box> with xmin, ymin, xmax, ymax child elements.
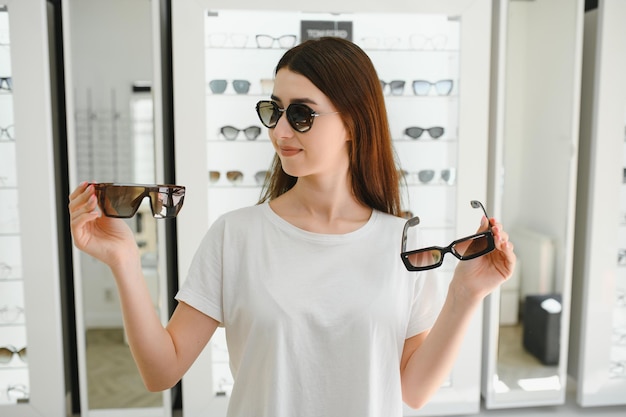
<box><xmin>260</xmin><ymin>202</ymin><xmax>379</xmax><ymax>242</ymax></box>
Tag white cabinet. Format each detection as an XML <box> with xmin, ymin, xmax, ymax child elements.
<box><xmin>0</xmin><ymin>0</ymin><xmax>66</xmax><ymax>415</ymax></box>
<box><xmin>569</xmin><ymin>0</ymin><xmax>626</xmax><ymax>407</ymax></box>
<box><xmin>173</xmin><ymin>1</ymin><xmax>492</xmax><ymax>415</ymax></box>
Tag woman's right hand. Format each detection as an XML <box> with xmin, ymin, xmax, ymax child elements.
<box><xmin>68</xmin><ymin>181</ymin><xmax>138</xmax><ymax>267</ymax></box>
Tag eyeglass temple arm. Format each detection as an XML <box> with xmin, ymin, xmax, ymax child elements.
<box><xmin>401</xmin><ymin>216</ymin><xmax>421</xmax><ymax>253</ymax></box>
<box><xmin>470</xmin><ymin>200</ymin><xmax>491</xmax><ymax>229</ymax></box>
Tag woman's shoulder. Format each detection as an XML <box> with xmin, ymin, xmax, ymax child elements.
<box><xmin>213</xmin><ymin>203</ymin><xmax>268</xmax><ymax>227</ymax></box>
<box><xmin>374</xmin><ymin>210</ymin><xmax>408</xmax><ymax>229</ymax></box>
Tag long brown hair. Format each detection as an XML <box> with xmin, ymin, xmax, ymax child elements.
<box><xmin>258</xmin><ymin>37</ymin><xmax>401</xmax><ymax>216</ymax></box>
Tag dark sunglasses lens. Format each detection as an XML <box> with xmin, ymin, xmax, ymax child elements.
<box><xmin>435</xmin><ymin>80</ymin><xmax>453</xmax><ymax>95</ymax></box>
<box><xmin>221</xmin><ymin>126</ymin><xmax>239</xmax><ymax>140</ymax></box>
<box><xmin>0</xmin><ymin>347</ymin><xmax>12</xmax><ymax>364</ymax></box>
<box><xmin>389</xmin><ymin>80</ymin><xmax>405</xmax><ymax>95</ymax></box>
<box><xmin>405</xmin><ymin>249</ymin><xmax>442</xmax><ymax>269</ymax></box>
<box><xmin>427</xmin><ymin>127</ymin><xmax>445</xmax><ymax>138</ymax></box>
<box><xmin>454</xmin><ymin>233</ymin><xmax>493</xmax><ymax>259</ymax></box>
<box><xmin>149</xmin><ymin>187</ymin><xmax>185</xmax><ymax>218</ymax></box>
<box><xmin>256</xmin><ymin>101</ymin><xmax>279</xmax><ymax>128</ymax></box>
<box><xmin>287</xmin><ymin>104</ymin><xmax>314</xmax><ymax>132</ymax></box>
<box><xmin>226</xmin><ymin>171</ymin><xmax>243</xmax><ymax>184</ymax></box>
<box><xmin>418</xmin><ymin>170</ymin><xmax>436</xmax><ymax>183</ymax></box>
<box><xmin>232</xmin><ymin>79</ymin><xmax>250</xmax><ymax>94</ymax></box>
<box><xmin>243</xmin><ymin>126</ymin><xmax>261</xmax><ymax>140</ymax></box>
<box><xmin>100</xmin><ymin>186</ymin><xmax>145</xmax><ymax>218</ymax></box>
<box><xmin>404</xmin><ymin>127</ymin><xmax>424</xmax><ymax>139</ymax></box>
<box><xmin>209</xmin><ymin>79</ymin><xmax>227</xmax><ymax>94</ymax></box>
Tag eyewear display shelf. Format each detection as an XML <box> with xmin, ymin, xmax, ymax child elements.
<box><xmin>173</xmin><ymin>1</ymin><xmax>492</xmax><ymax>417</ymax></box>
<box><xmin>569</xmin><ymin>0</ymin><xmax>626</xmax><ymax>408</ymax></box>
<box><xmin>0</xmin><ymin>0</ymin><xmax>66</xmax><ymax>416</ymax></box>
<box><xmin>0</xmin><ymin>4</ymin><xmax>29</xmax><ymax>408</ymax></box>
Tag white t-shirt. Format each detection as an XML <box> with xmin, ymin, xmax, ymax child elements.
<box><xmin>176</xmin><ymin>203</ymin><xmax>445</xmax><ymax>417</ymax></box>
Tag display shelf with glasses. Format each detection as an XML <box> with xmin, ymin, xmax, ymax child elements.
<box><xmin>174</xmin><ymin>1</ymin><xmax>493</xmax><ymax>416</ymax></box>
<box><xmin>0</xmin><ymin>0</ymin><xmax>66</xmax><ymax>415</ymax></box>
<box><xmin>0</xmin><ymin>3</ymin><xmax>29</xmax><ymax>407</ymax></box>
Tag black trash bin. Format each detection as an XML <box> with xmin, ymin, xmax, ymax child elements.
<box><xmin>522</xmin><ymin>294</ymin><xmax>562</xmax><ymax>366</ymax></box>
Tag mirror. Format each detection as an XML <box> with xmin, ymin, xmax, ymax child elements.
<box><xmin>485</xmin><ymin>0</ymin><xmax>582</xmax><ymax>407</ymax></box>
<box><xmin>65</xmin><ymin>0</ymin><xmax>169</xmax><ymax>413</ymax></box>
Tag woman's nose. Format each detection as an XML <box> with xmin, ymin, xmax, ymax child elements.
<box><xmin>272</xmin><ymin>111</ymin><xmax>294</xmax><ymax>137</ymax></box>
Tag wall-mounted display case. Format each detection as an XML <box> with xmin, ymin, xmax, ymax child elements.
<box><xmin>569</xmin><ymin>0</ymin><xmax>626</xmax><ymax>407</ymax></box>
<box><xmin>0</xmin><ymin>0</ymin><xmax>66</xmax><ymax>415</ymax></box>
<box><xmin>173</xmin><ymin>1</ymin><xmax>493</xmax><ymax>416</ymax></box>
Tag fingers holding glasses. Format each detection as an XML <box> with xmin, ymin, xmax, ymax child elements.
<box><xmin>68</xmin><ymin>182</ymin><xmax>99</xmax><ymax>223</ymax></box>
<box><xmin>68</xmin><ymin>182</ymin><xmax>139</xmax><ymax>264</ymax></box>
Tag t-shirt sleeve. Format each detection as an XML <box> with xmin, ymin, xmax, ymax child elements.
<box><xmin>175</xmin><ymin>217</ymin><xmax>225</xmax><ymax>324</ymax></box>
<box><xmin>405</xmin><ymin>268</ymin><xmax>446</xmax><ymax>338</ymax></box>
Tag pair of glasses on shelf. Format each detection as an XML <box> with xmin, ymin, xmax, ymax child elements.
<box><xmin>209</xmin><ymin>170</ymin><xmax>243</xmax><ymax>185</ymax></box>
<box><xmin>220</xmin><ymin>125</ymin><xmax>262</xmax><ymax>141</ymax></box>
<box><xmin>255</xmin><ymin>34</ymin><xmax>297</xmax><ymax>49</ymax></box>
<box><xmin>379</xmin><ymin>79</ymin><xmax>454</xmax><ymax>96</ymax></box>
<box><xmin>209</xmin><ymin>170</ymin><xmax>269</xmax><ymax>185</ymax></box>
<box><xmin>409</xmin><ymin>34</ymin><xmax>448</xmax><ymax>50</ymax></box>
<box><xmin>399</xmin><ymin>169</ymin><xmax>456</xmax><ymax>185</ymax></box>
<box><xmin>91</xmin><ymin>183</ymin><xmax>185</xmax><ymax>219</ymax></box>
<box><xmin>400</xmin><ymin>200</ymin><xmax>495</xmax><ymax>271</ymax></box>
<box><xmin>206</xmin><ymin>33</ymin><xmax>249</xmax><ymax>48</ymax></box>
<box><xmin>0</xmin><ymin>345</ymin><xmax>27</xmax><ymax>364</ymax></box>
<box><xmin>404</xmin><ymin>126</ymin><xmax>445</xmax><ymax>139</ymax></box>
<box><xmin>208</xmin><ymin>79</ymin><xmax>251</xmax><ymax>94</ymax></box>
<box><xmin>255</xmin><ymin>100</ymin><xmax>338</xmax><ymax>133</ymax></box>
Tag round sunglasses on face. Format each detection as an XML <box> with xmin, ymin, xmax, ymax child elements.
<box><xmin>255</xmin><ymin>100</ymin><xmax>339</xmax><ymax>133</ymax></box>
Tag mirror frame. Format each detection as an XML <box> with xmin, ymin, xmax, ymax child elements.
<box><xmin>483</xmin><ymin>0</ymin><xmax>584</xmax><ymax>408</ymax></box>
<box><xmin>62</xmin><ymin>0</ymin><xmax>172</xmax><ymax>415</ymax></box>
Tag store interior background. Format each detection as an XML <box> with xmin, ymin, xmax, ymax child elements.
<box><xmin>1</xmin><ymin>0</ymin><xmax>625</xmax><ymax>416</ymax></box>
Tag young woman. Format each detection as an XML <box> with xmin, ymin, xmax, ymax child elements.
<box><xmin>69</xmin><ymin>37</ymin><xmax>515</xmax><ymax>417</ymax></box>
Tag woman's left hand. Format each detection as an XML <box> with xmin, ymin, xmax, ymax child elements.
<box><xmin>451</xmin><ymin>216</ymin><xmax>516</xmax><ymax>302</ymax></box>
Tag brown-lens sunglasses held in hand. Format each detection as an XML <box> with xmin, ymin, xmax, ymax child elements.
<box><xmin>90</xmin><ymin>183</ymin><xmax>185</xmax><ymax>219</ymax></box>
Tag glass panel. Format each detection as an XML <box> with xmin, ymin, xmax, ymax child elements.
<box><xmin>67</xmin><ymin>0</ymin><xmax>162</xmax><ymax>411</ymax></box>
<box><xmin>0</xmin><ymin>4</ymin><xmax>30</xmax><ymax>406</ymax></box>
<box><xmin>203</xmin><ymin>8</ymin><xmax>461</xmax><ymax>399</ymax></box>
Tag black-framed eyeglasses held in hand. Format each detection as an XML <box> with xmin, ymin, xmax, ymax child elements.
<box><xmin>400</xmin><ymin>200</ymin><xmax>495</xmax><ymax>271</ymax></box>
<box><xmin>255</xmin><ymin>100</ymin><xmax>339</xmax><ymax>133</ymax></box>
<box><xmin>90</xmin><ymin>183</ymin><xmax>185</xmax><ymax>219</ymax></box>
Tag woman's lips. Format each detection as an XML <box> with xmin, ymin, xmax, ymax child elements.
<box><xmin>279</xmin><ymin>146</ymin><xmax>302</xmax><ymax>157</ymax></box>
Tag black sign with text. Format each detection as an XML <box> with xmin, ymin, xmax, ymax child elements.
<box><xmin>300</xmin><ymin>21</ymin><xmax>353</xmax><ymax>42</ymax></box>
